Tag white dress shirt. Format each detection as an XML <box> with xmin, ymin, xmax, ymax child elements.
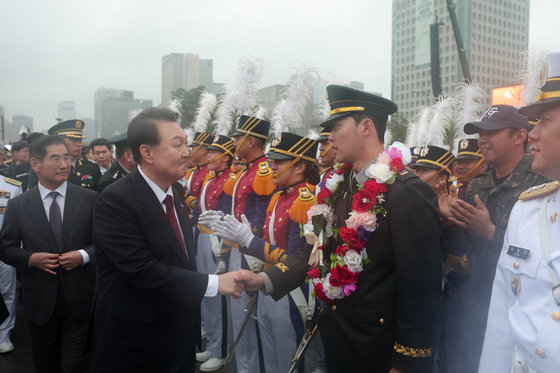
<box><xmin>37</xmin><ymin>181</ymin><xmax>90</xmax><ymax>264</ymax></box>
<box><xmin>137</xmin><ymin>166</ymin><xmax>218</xmax><ymax>297</ymax></box>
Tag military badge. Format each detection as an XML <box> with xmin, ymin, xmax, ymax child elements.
<box><xmin>460</xmin><ymin>139</ymin><xmax>469</xmax><ymax>150</ymax></box>
<box><xmin>0</xmin><ymin>191</ymin><xmax>10</xmax><ymax>199</ymax></box>
<box><xmin>420</xmin><ymin>146</ymin><xmax>429</xmax><ymax>157</ymax></box>
<box><xmin>75</xmin><ymin>120</ymin><xmax>83</xmax><ymax>129</ymax></box>
<box><xmin>511</xmin><ymin>277</ymin><xmax>521</xmax><ymax>296</ymax></box>
<box><xmin>271</xmin><ymin>137</ymin><xmax>281</xmax><ymax>147</ymax></box>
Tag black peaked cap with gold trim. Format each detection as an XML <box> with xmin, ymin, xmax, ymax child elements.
<box><xmin>519</xmin><ymin>51</ymin><xmax>560</xmax><ymax>121</ymax></box>
<box><xmin>456</xmin><ymin>138</ymin><xmax>483</xmax><ymax>160</ymax></box>
<box><xmin>207</xmin><ymin>135</ymin><xmax>235</xmax><ymax>157</ymax></box>
<box><xmin>48</xmin><ymin>119</ymin><xmax>86</xmax><ymax>139</ymax></box>
<box><xmin>192</xmin><ymin>132</ymin><xmax>214</xmax><ymax>147</ymax></box>
<box><xmin>325</xmin><ymin>84</ymin><xmax>398</xmax><ymax>124</ymax></box>
<box><xmin>410</xmin><ymin>146</ymin><xmax>421</xmax><ymax>163</ymax></box>
<box><xmin>318</xmin><ymin>121</ymin><xmax>332</xmax><ymax>141</ymax></box>
<box><xmin>267</xmin><ymin>132</ymin><xmax>318</xmax><ymax>163</ymax></box>
<box><xmin>232</xmin><ymin>115</ymin><xmax>270</xmax><ymax>140</ymax></box>
<box><xmin>411</xmin><ymin>145</ymin><xmax>455</xmax><ymax>175</ymax></box>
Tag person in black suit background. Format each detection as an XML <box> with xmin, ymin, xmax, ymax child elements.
<box><xmin>90</xmin><ymin>107</ymin><xmax>243</xmax><ymax>373</ymax></box>
<box><xmin>0</xmin><ymin>135</ymin><xmax>97</xmax><ymax>373</ymax></box>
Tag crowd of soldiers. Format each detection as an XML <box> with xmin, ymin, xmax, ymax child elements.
<box><xmin>0</xmin><ymin>51</ymin><xmax>560</xmax><ymax>373</ymax></box>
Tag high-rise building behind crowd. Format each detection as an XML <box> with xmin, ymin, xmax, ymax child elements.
<box><xmin>161</xmin><ymin>53</ymin><xmax>216</xmax><ymax>104</ymax></box>
<box><xmin>58</xmin><ymin>101</ymin><xmax>77</xmax><ymax>121</ymax></box>
<box><xmin>94</xmin><ymin>88</ymin><xmax>152</xmax><ymax>138</ymax></box>
<box><xmin>391</xmin><ymin>0</ymin><xmax>530</xmax><ymax>122</ymax></box>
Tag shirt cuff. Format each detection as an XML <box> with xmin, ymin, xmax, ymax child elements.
<box><xmin>259</xmin><ymin>272</ymin><xmax>274</xmax><ymax>295</ymax></box>
<box><xmin>78</xmin><ymin>249</ymin><xmax>90</xmax><ymax>265</ymax></box>
<box><xmin>205</xmin><ymin>274</ymin><xmax>219</xmax><ymax>297</ymax></box>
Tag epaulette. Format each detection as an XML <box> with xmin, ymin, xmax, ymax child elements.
<box><xmin>289</xmin><ymin>186</ymin><xmax>317</xmax><ymax>224</ymax></box>
<box><xmin>519</xmin><ymin>181</ymin><xmax>560</xmax><ymax>201</ymax></box>
<box><xmin>184</xmin><ymin>167</ymin><xmax>196</xmax><ymax>181</ymax></box>
<box><xmin>266</xmin><ymin>191</ymin><xmax>283</xmax><ymax>214</ymax></box>
<box><xmin>202</xmin><ymin>171</ymin><xmax>214</xmax><ymax>187</ymax></box>
<box><xmin>223</xmin><ymin>170</ymin><xmax>238</xmax><ymax>197</ymax></box>
<box><xmin>396</xmin><ymin>168</ymin><xmax>417</xmax><ymax>183</ymax></box>
<box><xmin>253</xmin><ymin>161</ymin><xmax>276</xmax><ymax>196</ymax></box>
<box><xmin>3</xmin><ymin>159</ymin><xmax>13</xmax><ymax>165</ymax></box>
<box><xmin>4</xmin><ymin>177</ymin><xmax>22</xmax><ymax>187</ymax></box>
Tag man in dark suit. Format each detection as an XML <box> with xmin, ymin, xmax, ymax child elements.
<box><xmin>234</xmin><ymin>85</ymin><xmax>442</xmax><ymax>373</ymax></box>
<box><xmin>90</xmin><ymin>107</ymin><xmax>243</xmax><ymax>373</ymax></box>
<box><xmin>0</xmin><ymin>135</ymin><xmax>97</xmax><ymax>373</ymax></box>
<box><xmin>97</xmin><ymin>132</ymin><xmax>137</xmax><ymax>193</ymax></box>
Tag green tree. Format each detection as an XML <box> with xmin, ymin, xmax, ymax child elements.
<box><xmin>387</xmin><ymin>112</ymin><xmax>409</xmax><ymax>143</ymax></box>
<box><xmin>171</xmin><ymin>86</ymin><xmax>206</xmax><ymax>128</ymax></box>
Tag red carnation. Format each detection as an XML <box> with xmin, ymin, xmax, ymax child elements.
<box><xmin>317</xmin><ymin>187</ymin><xmax>332</xmax><ymax>203</ymax></box>
<box><xmin>352</xmin><ymin>189</ymin><xmax>377</xmax><ymax>213</ymax></box>
<box><xmin>339</xmin><ymin>227</ymin><xmax>364</xmax><ymax>250</ymax></box>
<box><xmin>330</xmin><ymin>264</ymin><xmax>359</xmax><ymax>285</ymax></box>
<box><xmin>391</xmin><ymin>158</ymin><xmax>404</xmax><ymax>172</ymax></box>
<box><xmin>363</xmin><ymin>179</ymin><xmax>388</xmax><ymax>195</ymax></box>
<box><xmin>335</xmin><ymin>244</ymin><xmax>349</xmax><ymax>257</ymax></box>
<box><xmin>307</xmin><ymin>267</ymin><xmax>320</xmax><ymax>279</ymax></box>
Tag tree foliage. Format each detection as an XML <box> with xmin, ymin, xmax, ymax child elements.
<box><xmin>387</xmin><ymin>112</ymin><xmax>409</xmax><ymax>143</ymax></box>
<box><xmin>171</xmin><ymin>86</ymin><xmax>206</xmax><ymax>128</ymax></box>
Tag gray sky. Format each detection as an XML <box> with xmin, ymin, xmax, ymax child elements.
<box><xmin>1</xmin><ymin>0</ymin><xmax>560</xmax><ymax>132</ymax></box>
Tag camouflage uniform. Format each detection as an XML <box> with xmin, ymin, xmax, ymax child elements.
<box><xmin>441</xmin><ymin>155</ymin><xmax>549</xmax><ymax>373</ymax></box>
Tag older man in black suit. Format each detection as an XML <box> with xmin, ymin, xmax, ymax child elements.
<box><xmin>0</xmin><ymin>135</ymin><xmax>97</xmax><ymax>373</ymax></box>
<box><xmin>90</xmin><ymin>107</ymin><xmax>243</xmax><ymax>373</ymax></box>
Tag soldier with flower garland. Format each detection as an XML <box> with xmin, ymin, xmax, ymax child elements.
<box><xmin>235</xmin><ymin>85</ymin><xmax>442</xmax><ymax>373</ymax></box>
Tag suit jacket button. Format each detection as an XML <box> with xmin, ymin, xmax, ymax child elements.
<box><xmin>331</xmin><ymin>305</ymin><xmax>336</xmax><ymax>311</ymax></box>
<box><xmin>379</xmin><ymin>318</ymin><xmax>385</xmax><ymax>325</ymax></box>
<box><xmin>536</xmin><ymin>348</ymin><xmax>546</xmax><ymax>359</ymax></box>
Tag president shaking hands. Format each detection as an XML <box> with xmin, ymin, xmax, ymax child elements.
<box><xmin>90</xmin><ymin>108</ymin><xmax>242</xmax><ymax>373</ymax></box>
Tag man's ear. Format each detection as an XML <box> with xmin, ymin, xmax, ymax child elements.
<box><xmin>139</xmin><ymin>144</ymin><xmax>154</xmax><ymax>165</ymax></box>
<box><xmin>30</xmin><ymin>158</ymin><xmax>40</xmax><ymax>173</ymax></box>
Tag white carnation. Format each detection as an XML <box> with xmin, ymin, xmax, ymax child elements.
<box><xmin>365</xmin><ymin>162</ymin><xmax>392</xmax><ymax>183</ymax></box>
<box><xmin>344</xmin><ymin>250</ymin><xmax>363</xmax><ymax>273</ymax></box>
<box><xmin>325</xmin><ymin>173</ymin><xmax>344</xmax><ymax>192</ymax></box>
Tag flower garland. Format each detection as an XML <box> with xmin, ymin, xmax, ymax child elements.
<box><xmin>304</xmin><ymin>142</ymin><xmax>410</xmax><ymax>304</ymax></box>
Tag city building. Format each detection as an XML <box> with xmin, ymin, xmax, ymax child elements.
<box><xmin>391</xmin><ymin>0</ymin><xmax>530</xmax><ymax>122</ymax></box>
<box><xmin>94</xmin><ymin>88</ymin><xmax>152</xmax><ymax>138</ymax></box>
<box><xmin>58</xmin><ymin>101</ymin><xmax>77</xmax><ymax>121</ymax></box>
<box><xmin>161</xmin><ymin>53</ymin><xmax>216</xmax><ymax>104</ymax></box>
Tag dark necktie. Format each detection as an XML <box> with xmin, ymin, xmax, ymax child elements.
<box><xmin>163</xmin><ymin>195</ymin><xmax>187</xmax><ymax>255</ymax></box>
<box><xmin>48</xmin><ymin>191</ymin><xmax>62</xmax><ymax>247</ymax></box>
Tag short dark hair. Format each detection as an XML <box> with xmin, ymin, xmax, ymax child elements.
<box><xmin>30</xmin><ymin>136</ymin><xmax>68</xmax><ymax>161</ymax></box>
<box><xmin>90</xmin><ymin>138</ymin><xmax>112</xmax><ymax>152</ymax></box>
<box><xmin>27</xmin><ymin>132</ymin><xmax>45</xmax><ymax>146</ymax></box>
<box><xmin>127</xmin><ymin>107</ymin><xmax>179</xmax><ymax>163</ymax></box>
<box><xmin>115</xmin><ymin>144</ymin><xmax>131</xmax><ymax>159</ymax></box>
<box><xmin>350</xmin><ymin>113</ymin><xmax>387</xmax><ymax>143</ymax></box>
<box><xmin>295</xmin><ymin>160</ymin><xmax>321</xmax><ymax>186</ymax></box>
<box><xmin>11</xmin><ymin>141</ymin><xmax>28</xmax><ymax>152</ymax></box>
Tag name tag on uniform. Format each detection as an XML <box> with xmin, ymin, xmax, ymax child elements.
<box><xmin>507</xmin><ymin>245</ymin><xmax>530</xmax><ymax>260</ymax></box>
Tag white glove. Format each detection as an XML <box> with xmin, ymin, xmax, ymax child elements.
<box><xmin>211</xmin><ymin>214</ymin><xmax>254</xmax><ymax>248</ymax></box>
<box><xmin>198</xmin><ymin>210</ymin><xmax>224</xmax><ymax>227</ymax></box>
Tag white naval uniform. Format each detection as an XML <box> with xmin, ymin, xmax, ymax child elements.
<box><xmin>478</xmin><ymin>183</ymin><xmax>560</xmax><ymax>373</ymax></box>
<box><xmin>0</xmin><ymin>176</ymin><xmax>22</xmax><ymax>341</ymax></box>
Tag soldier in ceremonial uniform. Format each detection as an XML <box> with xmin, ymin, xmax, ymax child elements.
<box><xmin>97</xmin><ymin>133</ymin><xmax>137</xmax><ymax>193</ymax></box>
<box><xmin>235</xmin><ymin>85</ymin><xmax>442</xmax><ymax>373</ymax></box>
<box><xmin>439</xmin><ymin>105</ymin><xmax>549</xmax><ymax>373</ymax></box>
<box><xmin>219</xmin><ymin>115</ymin><xmax>274</xmax><ymax>373</ymax></box>
<box><xmin>213</xmin><ymin>132</ymin><xmax>320</xmax><ymax>373</ymax></box>
<box><xmin>317</xmin><ymin>122</ymin><xmax>336</xmax><ymax>178</ymax></box>
<box><xmin>194</xmin><ymin>135</ymin><xmax>236</xmax><ymax>371</ymax></box>
<box><xmin>478</xmin><ymin>51</ymin><xmax>560</xmax><ymax>373</ymax></box>
<box><xmin>0</xmin><ymin>144</ymin><xmax>12</xmax><ymax>177</ymax></box>
<box><xmin>409</xmin><ymin>145</ymin><xmax>455</xmax><ymax>191</ymax></box>
<box><xmin>29</xmin><ymin>120</ymin><xmax>101</xmax><ymax>191</ymax></box>
<box><xmin>452</xmin><ymin>138</ymin><xmax>487</xmax><ymax>196</ymax></box>
<box><xmin>0</xmin><ymin>174</ymin><xmax>22</xmax><ymax>353</ymax></box>
<box><xmin>188</xmin><ymin>132</ymin><xmax>213</xmax><ymax>199</ymax></box>
<box><xmin>5</xmin><ymin>141</ymin><xmax>30</xmax><ymax>179</ymax></box>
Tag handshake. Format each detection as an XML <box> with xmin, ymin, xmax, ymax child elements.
<box><xmin>216</xmin><ymin>269</ymin><xmax>265</xmax><ymax>299</ymax></box>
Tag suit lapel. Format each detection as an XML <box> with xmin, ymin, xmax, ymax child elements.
<box><xmin>23</xmin><ymin>187</ymin><xmax>57</xmax><ymax>252</ymax></box>
<box><xmin>60</xmin><ymin>184</ymin><xmax>84</xmax><ymax>249</ymax></box>
<box><xmin>132</xmin><ymin>171</ymin><xmax>190</xmax><ymax>268</ymax></box>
